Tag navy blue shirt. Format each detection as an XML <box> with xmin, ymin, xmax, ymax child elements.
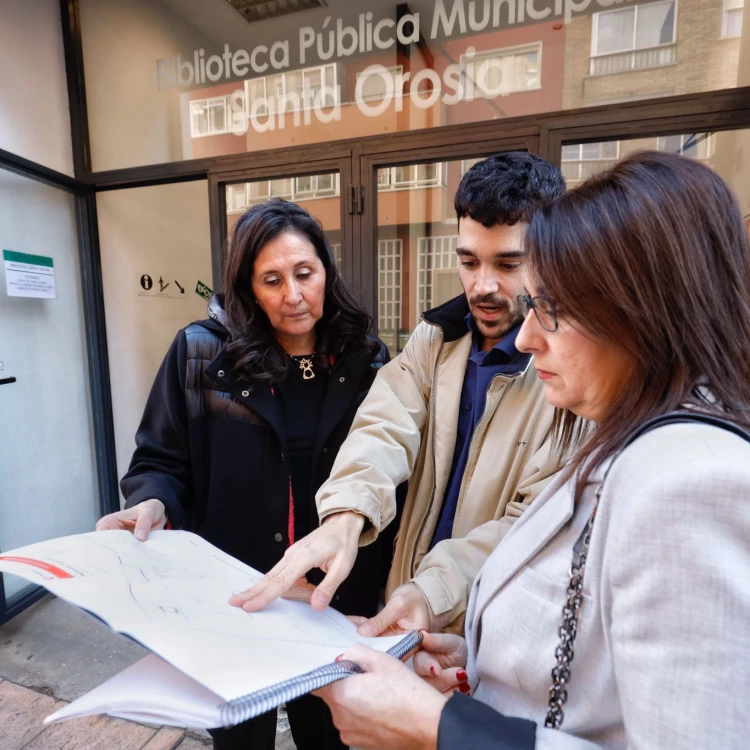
<box><xmin>430</xmin><ymin>315</ymin><xmax>531</xmax><ymax>548</ymax></box>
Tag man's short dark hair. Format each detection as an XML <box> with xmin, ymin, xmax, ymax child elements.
<box><xmin>455</xmin><ymin>152</ymin><xmax>566</xmax><ymax>227</ymax></box>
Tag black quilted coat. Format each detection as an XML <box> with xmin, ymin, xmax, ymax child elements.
<box><xmin>121</xmin><ymin>300</ymin><xmax>397</xmax><ymax>617</ymax></box>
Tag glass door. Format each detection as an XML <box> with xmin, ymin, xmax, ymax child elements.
<box><xmin>361</xmin><ymin>138</ymin><xmax>539</xmax><ymax>355</ymax></box>
<box><xmin>0</xmin><ymin>167</ymin><xmax>100</xmax><ymax>623</ymax></box>
<box><xmin>213</xmin><ymin>154</ymin><xmax>354</xmax><ymax>296</ymax></box>
<box><xmin>225</xmin><ymin>170</ymin><xmax>345</xmax><ymax>268</ymax></box>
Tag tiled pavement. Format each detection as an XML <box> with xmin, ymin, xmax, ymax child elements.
<box><xmin>0</xmin><ymin>595</ymin><xmax>295</xmax><ymax>750</ymax></box>
<box><xmin>0</xmin><ymin>677</ymin><xmax>210</xmax><ymax>750</ymax></box>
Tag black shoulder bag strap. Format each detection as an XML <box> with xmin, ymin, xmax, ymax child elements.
<box><xmin>544</xmin><ymin>411</ymin><xmax>750</xmax><ymax>729</ymax></box>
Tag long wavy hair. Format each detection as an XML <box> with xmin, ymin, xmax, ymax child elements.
<box><xmin>223</xmin><ymin>198</ymin><xmax>376</xmax><ymax>385</ymax></box>
<box><xmin>525</xmin><ymin>150</ymin><xmax>750</xmax><ymax>496</ymax></box>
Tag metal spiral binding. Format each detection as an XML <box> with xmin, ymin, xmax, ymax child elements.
<box><xmin>219</xmin><ymin>630</ymin><xmax>424</xmax><ymax>727</ymax></box>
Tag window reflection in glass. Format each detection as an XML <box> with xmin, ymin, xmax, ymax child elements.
<box><xmin>375</xmin><ymin>157</ymin><xmax>483</xmax><ymax>356</ymax></box>
<box><xmin>81</xmin><ymin>0</ymin><xmax>749</xmax><ymax>171</ymax></box>
<box><xmin>225</xmin><ymin>172</ymin><xmax>343</xmax><ymax>271</ymax></box>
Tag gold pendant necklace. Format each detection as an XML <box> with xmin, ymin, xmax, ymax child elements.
<box><xmin>296</xmin><ymin>356</ymin><xmax>315</xmax><ymax>380</ymax></box>
<box><xmin>285</xmin><ymin>350</ymin><xmax>315</xmax><ymax>380</ymax></box>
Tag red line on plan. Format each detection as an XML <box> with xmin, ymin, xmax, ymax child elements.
<box><xmin>0</xmin><ymin>556</ymin><xmax>74</xmax><ymax>579</ymax></box>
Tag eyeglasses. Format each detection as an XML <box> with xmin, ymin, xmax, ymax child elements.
<box><xmin>518</xmin><ymin>294</ymin><xmax>559</xmax><ymax>333</ymax></box>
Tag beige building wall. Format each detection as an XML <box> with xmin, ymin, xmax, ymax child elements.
<box><xmin>563</xmin><ymin>0</ymin><xmax>744</xmax><ymax>109</ymax></box>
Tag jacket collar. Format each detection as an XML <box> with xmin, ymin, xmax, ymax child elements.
<box><xmin>204</xmin><ymin>349</ymin><xmax>284</xmax><ymax>440</ymax></box>
<box><xmin>204</xmin><ymin>341</ymin><xmax>376</xmax><ymax>449</ymax></box>
<box><xmin>207</xmin><ymin>294</ymin><xmax>229</xmax><ymax>327</ymax></box>
<box><xmin>421</xmin><ymin>295</ymin><xmax>472</xmax><ymax>342</ymax></box>
<box><xmin>423</xmin><ymin>295</ymin><xmax>532</xmax><ymax>377</ymax></box>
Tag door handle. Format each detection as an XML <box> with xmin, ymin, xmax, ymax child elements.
<box><xmin>0</xmin><ymin>377</ymin><xmax>16</xmax><ymax>386</ymax></box>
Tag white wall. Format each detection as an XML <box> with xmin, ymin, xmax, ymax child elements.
<box><xmin>0</xmin><ymin>170</ymin><xmax>98</xmax><ymax>595</ymax></box>
<box><xmin>0</xmin><ymin>0</ymin><xmax>74</xmax><ymax>175</ymax></box>
<box><xmin>96</xmin><ymin>182</ymin><xmax>213</xmax><ymax>500</ymax></box>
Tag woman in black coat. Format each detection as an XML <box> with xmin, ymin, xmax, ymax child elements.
<box><xmin>96</xmin><ymin>198</ymin><xmax>394</xmax><ymax>750</ymax></box>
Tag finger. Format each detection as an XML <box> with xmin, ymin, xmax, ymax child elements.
<box><xmin>309</xmin><ymin>553</ymin><xmax>355</xmax><ymax>611</ymax></box>
<box><xmin>413</xmin><ymin>650</ymin><xmax>443</xmax><ymax>679</ymax></box>
<box><xmin>228</xmin><ymin>559</ymin><xmax>290</xmax><ymax>608</ymax></box>
<box><xmin>230</xmin><ymin>551</ymin><xmax>318</xmax><ymax>610</ymax></box>
<box><xmin>419</xmin><ymin>631</ymin><xmax>460</xmax><ymax>655</ymax></box>
<box><xmin>95</xmin><ymin>515</ymin><xmax>122</xmax><ymax>531</ymax></box>
<box><xmin>335</xmin><ymin>643</ymin><xmax>395</xmax><ymax>673</ymax></box>
<box><xmin>96</xmin><ymin>509</ymin><xmax>137</xmax><ymax>532</ymax></box>
<box><xmin>347</xmin><ymin>615</ymin><xmax>368</xmax><ymax>626</ymax></box>
<box><xmin>281</xmin><ymin>578</ymin><xmax>316</xmax><ymax>603</ymax></box>
<box><xmin>357</xmin><ymin>598</ymin><xmax>405</xmax><ymax>637</ymax></box>
<box><xmin>133</xmin><ymin>504</ymin><xmax>157</xmax><ymax>542</ymax></box>
<box><xmin>282</xmin><ymin>590</ymin><xmax>313</xmax><ymax>604</ymax></box>
<box><xmin>429</xmin><ymin>666</ymin><xmax>468</xmax><ymax>693</ymax></box>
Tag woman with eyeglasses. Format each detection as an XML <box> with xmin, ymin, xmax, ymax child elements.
<box><xmin>313</xmin><ymin>151</ymin><xmax>750</xmax><ymax>749</ymax></box>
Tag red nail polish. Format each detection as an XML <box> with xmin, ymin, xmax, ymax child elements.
<box><xmin>458</xmin><ymin>683</ymin><xmax>471</xmax><ymax>694</ymax></box>
<box><xmin>457</xmin><ymin>669</ymin><xmax>468</xmax><ymax>682</ymax></box>
<box><xmin>429</xmin><ymin>666</ymin><xmax>436</xmax><ymax>676</ymax></box>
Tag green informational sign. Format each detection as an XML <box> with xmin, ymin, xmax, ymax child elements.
<box><xmin>3</xmin><ymin>250</ymin><xmax>54</xmax><ymax>267</ymax></box>
<box><xmin>195</xmin><ymin>280</ymin><xmax>213</xmax><ymax>301</ymax></box>
<box><xmin>3</xmin><ymin>249</ymin><xmax>56</xmax><ymax>299</ymax></box>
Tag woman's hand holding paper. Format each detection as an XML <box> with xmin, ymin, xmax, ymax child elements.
<box><xmin>95</xmin><ymin>499</ymin><xmax>167</xmax><ymax>541</ymax></box>
<box><xmin>315</xmin><ymin>644</ymin><xmax>447</xmax><ymax>750</ymax></box>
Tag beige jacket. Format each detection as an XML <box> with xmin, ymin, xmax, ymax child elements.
<box><xmin>316</xmin><ymin>295</ymin><xmax>563</xmax><ymax>630</ymax></box>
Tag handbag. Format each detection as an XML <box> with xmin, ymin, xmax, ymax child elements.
<box><xmin>544</xmin><ymin>411</ymin><xmax>750</xmax><ymax>729</ymax></box>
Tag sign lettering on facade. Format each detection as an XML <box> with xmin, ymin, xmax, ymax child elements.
<box><xmin>155</xmin><ymin>0</ymin><xmax>656</xmax><ymax>135</ymax></box>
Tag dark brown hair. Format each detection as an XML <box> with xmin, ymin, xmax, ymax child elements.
<box><xmin>223</xmin><ymin>198</ymin><xmax>376</xmax><ymax>385</ymax></box>
<box><xmin>525</xmin><ymin>150</ymin><xmax>750</xmax><ymax>492</ymax></box>
<box><xmin>455</xmin><ymin>151</ymin><xmax>566</xmax><ymax>227</ymax></box>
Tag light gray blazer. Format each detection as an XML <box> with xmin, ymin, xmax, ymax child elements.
<box><xmin>465</xmin><ymin>422</ymin><xmax>750</xmax><ymax>749</ymax></box>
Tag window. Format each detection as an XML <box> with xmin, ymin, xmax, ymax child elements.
<box><xmin>377</xmin><ymin>163</ymin><xmax>444</xmax><ymax>191</ymax></box>
<box><xmin>189</xmin><ymin>96</ymin><xmax>231</xmax><ymax>137</ymax></box>
<box><xmin>378</xmin><ymin>240</ymin><xmax>402</xmax><ymax>344</ymax></box>
<box><xmin>591</xmin><ymin>1</ymin><xmax>677</xmax><ymax>74</ymax></box>
<box><xmin>656</xmin><ymin>133</ymin><xmax>713</xmax><ymax>159</ymax></box>
<box><xmin>295</xmin><ymin>173</ymin><xmax>337</xmax><ymax>199</ymax></box>
<box><xmin>225</xmin><ymin>173</ymin><xmax>341</xmax><ymax>213</ymax></box>
<box><xmin>461</xmin><ymin>44</ymin><xmax>541</xmax><ymax>98</ymax></box>
<box><xmin>561</xmin><ymin>141</ymin><xmax>620</xmax><ymax>182</ymax></box>
<box><xmin>245</xmin><ymin>63</ymin><xmax>338</xmax><ymax>117</ymax></box>
<box><xmin>226</xmin><ymin>184</ymin><xmax>247</xmax><ymax>213</ymax></box>
<box><xmin>356</xmin><ymin>66</ymin><xmax>403</xmax><ymax>101</ymax></box>
<box><xmin>723</xmin><ymin>0</ymin><xmax>744</xmax><ymax>37</ymax></box>
<box><xmin>418</xmin><ymin>236</ymin><xmax>460</xmax><ymax>313</ymax></box>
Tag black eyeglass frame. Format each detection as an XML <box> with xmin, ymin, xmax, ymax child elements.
<box><xmin>518</xmin><ymin>294</ymin><xmax>559</xmax><ymax>333</ymax></box>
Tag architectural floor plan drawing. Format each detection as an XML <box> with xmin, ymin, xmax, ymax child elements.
<box><xmin>0</xmin><ymin>531</ymin><xmax>405</xmax><ymax>702</ymax></box>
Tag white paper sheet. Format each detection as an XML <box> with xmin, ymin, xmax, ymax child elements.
<box><xmin>47</xmin><ymin>654</ymin><xmax>224</xmax><ymax>728</ymax></box>
<box><xmin>0</xmin><ymin>531</ymin><xmax>404</xmax><ymax>702</ymax></box>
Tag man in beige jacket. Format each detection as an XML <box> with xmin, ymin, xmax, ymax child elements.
<box><xmin>232</xmin><ymin>153</ymin><xmax>567</xmax><ymax>633</ymax></box>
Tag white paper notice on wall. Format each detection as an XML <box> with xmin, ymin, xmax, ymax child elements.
<box><xmin>3</xmin><ymin>249</ymin><xmax>56</xmax><ymax>299</ymax></box>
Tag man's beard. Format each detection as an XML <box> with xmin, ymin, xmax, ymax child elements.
<box><xmin>469</xmin><ymin>294</ymin><xmax>522</xmax><ymax>340</ymax></box>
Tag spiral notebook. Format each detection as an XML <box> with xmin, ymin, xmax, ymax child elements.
<box><xmin>0</xmin><ymin>530</ymin><xmax>421</xmax><ymax>728</ymax></box>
